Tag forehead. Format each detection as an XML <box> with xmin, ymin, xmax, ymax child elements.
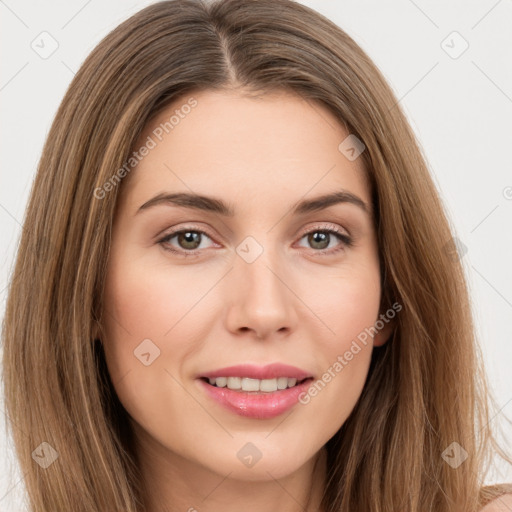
<box><xmin>120</xmin><ymin>89</ymin><xmax>370</xmax><ymax>213</ymax></box>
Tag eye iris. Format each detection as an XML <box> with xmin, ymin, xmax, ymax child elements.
<box><xmin>309</xmin><ymin>231</ymin><xmax>329</xmax><ymax>250</ymax></box>
<box><xmin>178</xmin><ymin>231</ymin><xmax>201</xmax><ymax>250</ymax></box>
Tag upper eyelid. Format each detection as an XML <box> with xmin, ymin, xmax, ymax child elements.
<box><xmin>158</xmin><ymin>224</ymin><xmax>217</xmax><ymax>242</ymax></box>
<box><xmin>159</xmin><ymin>222</ymin><xmax>348</xmax><ymax>238</ymax></box>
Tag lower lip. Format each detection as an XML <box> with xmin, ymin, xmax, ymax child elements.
<box><xmin>197</xmin><ymin>378</ymin><xmax>314</xmax><ymax>419</ymax></box>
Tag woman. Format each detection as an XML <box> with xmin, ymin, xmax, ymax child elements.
<box><xmin>2</xmin><ymin>0</ymin><xmax>511</xmax><ymax>510</ymax></box>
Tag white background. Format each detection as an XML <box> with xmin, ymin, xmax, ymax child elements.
<box><xmin>1</xmin><ymin>0</ymin><xmax>511</xmax><ymax>509</ymax></box>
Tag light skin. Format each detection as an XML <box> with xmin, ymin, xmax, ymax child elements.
<box><xmin>482</xmin><ymin>494</ymin><xmax>512</xmax><ymax>512</ymax></box>
<box><xmin>99</xmin><ymin>89</ymin><xmax>394</xmax><ymax>512</ymax></box>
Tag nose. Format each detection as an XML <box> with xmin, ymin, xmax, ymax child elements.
<box><xmin>224</xmin><ymin>243</ymin><xmax>299</xmax><ymax>340</ymax></box>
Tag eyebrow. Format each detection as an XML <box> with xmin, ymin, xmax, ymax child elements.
<box><xmin>136</xmin><ymin>190</ymin><xmax>370</xmax><ymax>217</ymax></box>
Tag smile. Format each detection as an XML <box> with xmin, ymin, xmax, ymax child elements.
<box><xmin>203</xmin><ymin>376</ymin><xmax>308</xmax><ymax>392</ymax></box>
<box><xmin>197</xmin><ymin>376</ymin><xmax>314</xmax><ymax>419</ymax></box>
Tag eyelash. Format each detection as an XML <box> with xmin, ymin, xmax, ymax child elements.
<box><xmin>157</xmin><ymin>223</ymin><xmax>353</xmax><ymax>258</ymax></box>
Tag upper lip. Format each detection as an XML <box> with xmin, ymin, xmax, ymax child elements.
<box><xmin>199</xmin><ymin>363</ymin><xmax>313</xmax><ymax>381</ymax></box>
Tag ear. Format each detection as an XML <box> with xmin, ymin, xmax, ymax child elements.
<box><xmin>373</xmin><ymin>316</ymin><xmax>395</xmax><ymax>347</ymax></box>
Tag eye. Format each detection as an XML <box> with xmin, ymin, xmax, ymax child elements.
<box><xmin>157</xmin><ymin>223</ymin><xmax>353</xmax><ymax>258</ymax></box>
<box><xmin>296</xmin><ymin>224</ymin><xmax>353</xmax><ymax>255</ymax></box>
<box><xmin>158</xmin><ymin>227</ymin><xmax>217</xmax><ymax>257</ymax></box>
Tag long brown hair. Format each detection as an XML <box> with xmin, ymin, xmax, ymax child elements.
<box><xmin>2</xmin><ymin>0</ymin><xmax>511</xmax><ymax>510</ymax></box>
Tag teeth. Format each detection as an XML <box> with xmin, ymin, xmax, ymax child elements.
<box><xmin>277</xmin><ymin>377</ymin><xmax>288</xmax><ymax>389</ymax></box>
<box><xmin>259</xmin><ymin>378</ymin><xmax>277</xmax><ymax>392</ymax></box>
<box><xmin>211</xmin><ymin>377</ymin><xmax>227</xmax><ymax>387</ymax></box>
<box><xmin>207</xmin><ymin>376</ymin><xmax>302</xmax><ymax>392</ymax></box>
<box><xmin>242</xmin><ymin>378</ymin><xmax>260</xmax><ymax>392</ymax></box>
<box><xmin>227</xmin><ymin>377</ymin><xmax>241</xmax><ymax>390</ymax></box>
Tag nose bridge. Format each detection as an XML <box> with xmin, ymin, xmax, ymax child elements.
<box><xmin>225</xmin><ymin>234</ymin><xmax>297</xmax><ymax>337</ymax></box>
<box><xmin>237</xmin><ymin>235</ymin><xmax>288</xmax><ymax>304</ymax></box>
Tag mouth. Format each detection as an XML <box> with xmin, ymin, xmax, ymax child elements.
<box><xmin>197</xmin><ymin>372</ymin><xmax>315</xmax><ymax>419</ymax></box>
<box><xmin>196</xmin><ymin>363</ymin><xmax>315</xmax><ymax>418</ymax></box>
<box><xmin>199</xmin><ymin>376</ymin><xmax>313</xmax><ymax>393</ymax></box>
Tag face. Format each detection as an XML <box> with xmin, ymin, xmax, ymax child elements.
<box><xmin>100</xmin><ymin>89</ymin><xmax>392</xmax><ymax>484</ymax></box>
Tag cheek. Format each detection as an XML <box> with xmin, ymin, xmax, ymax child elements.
<box><xmin>305</xmin><ymin>260</ymin><xmax>381</xmax><ymax>345</ymax></box>
<box><xmin>294</xmin><ymin>264</ymin><xmax>381</xmax><ymax>427</ymax></box>
<box><xmin>100</xmin><ymin>256</ymin><xmax>207</xmax><ymax>438</ymax></box>
<box><xmin>100</xmin><ymin>252</ymin><xmax>205</xmax><ymax>396</ymax></box>
<box><xmin>102</xmin><ymin>251</ymin><xmax>213</xmax><ymax>346</ymax></box>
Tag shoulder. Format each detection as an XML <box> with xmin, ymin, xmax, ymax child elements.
<box><xmin>480</xmin><ymin>493</ymin><xmax>512</xmax><ymax>511</ymax></box>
